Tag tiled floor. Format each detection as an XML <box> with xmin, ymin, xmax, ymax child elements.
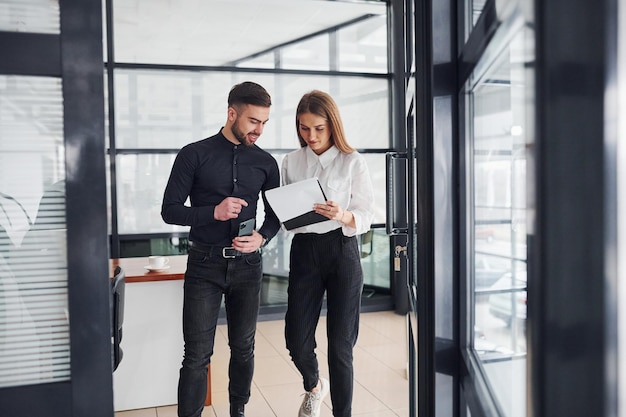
<box><xmin>114</xmin><ymin>310</ymin><xmax>409</xmax><ymax>417</ymax></box>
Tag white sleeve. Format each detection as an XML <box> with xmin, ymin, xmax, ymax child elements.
<box><xmin>341</xmin><ymin>154</ymin><xmax>375</xmax><ymax>237</ymax></box>
<box><xmin>280</xmin><ymin>155</ymin><xmax>289</xmax><ymax>186</ymax></box>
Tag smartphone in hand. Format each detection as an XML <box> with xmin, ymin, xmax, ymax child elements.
<box><xmin>238</xmin><ymin>218</ymin><xmax>255</xmax><ymax>237</ymax></box>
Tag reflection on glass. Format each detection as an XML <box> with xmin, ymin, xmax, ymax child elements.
<box><xmin>0</xmin><ymin>75</ymin><xmax>69</xmax><ymax>387</ymax></box>
<box><xmin>0</xmin><ymin>0</ymin><xmax>60</xmax><ymax>34</ymax></box>
<box><xmin>470</xmin><ymin>28</ymin><xmax>531</xmax><ymax>417</ymax></box>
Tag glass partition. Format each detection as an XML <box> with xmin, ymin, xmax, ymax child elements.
<box><xmin>111</xmin><ymin>0</ymin><xmax>387</xmax><ymax>71</ymax></box>
<box><xmin>0</xmin><ymin>0</ymin><xmax>60</xmax><ymax>33</ymax></box>
<box><xmin>105</xmin><ymin>0</ymin><xmax>392</xmax><ymax>309</ymax></box>
<box><xmin>0</xmin><ymin>75</ymin><xmax>69</xmax><ymax>387</ymax></box>
<box><xmin>468</xmin><ymin>25</ymin><xmax>532</xmax><ymax>417</ymax></box>
<box><xmin>470</xmin><ymin>0</ymin><xmax>488</xmax><ymax>27</ymax></box>
<box><xmin>619</xmin><ymin>0</ymin><xmax>626</xmax><ymax>414</ymax></box>
<box><xmin>116</xmin><ymin>153</ymin><xmax>183</xmax><ymax>235</ymax></box>
<box><xmin>113</xmin><ymin>70</ymin><xmax>389</xmax><ymax>150</ymax></box>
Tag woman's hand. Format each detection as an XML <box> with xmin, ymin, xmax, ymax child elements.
<box><xmin>314</xmin><ymin>200</ymin><xmax>350</xmax><ymax>224</ymax></box>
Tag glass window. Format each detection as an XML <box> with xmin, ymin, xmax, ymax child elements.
<box><xmin>235</xmin><ymin>13</ymin><xmax>387</xmax><ymax>73</ymax></box>
<box><xmin>0</xmin><ymin>75</ymin><xmax>69</xmax><ymax>387</ymax></box>
<box><xmin>618</xmin><ymin>1</ymin><xmax>626</xmax><ymax>413</ymax></box>
<box><xmin>363</xmin><ymin>153</ymin><xmax>387</xmax><ymax>225</ymax></box>
<box><xmin>281</xmin><ymin>35</ymin><xmax>330</xmax><ymax>71</ymax></box>
<box><xmin>0</xmin><ymin>0</ymin><xmax>60</xmax><ymax>34</ymax></box>
<box><xmin>337</xmin><ymin>14</ymin><xmax>388</xmax><ymax>73</ymax></box>
<box><xmin>359</xmin><ymin>228</ymin><xmax>390</xmax><ymax>292</ymax></box>
<box><xmin>236</xmin><ymin>52</ymin><xmax>277</xmax><ymax>70</ymax></box>
<box><xmin>116</xmin><ymin>153</ymin><xmax>186</xmax><ymax>235</ymax></box>
<box><xmin>261</xmin><ymin>226</ymin><xmax>389</xmax><ymax>292</ymax></box>
<box><xmin>114</xmin><ymin>71</ymin><xmax>201</xmax><ymax>149</ymax></box>
<box><xmin>467</xmin><ymin>0</ymin><xmax>523</xmax><ymax>38</ymax></box>
<box><xmin>115</xmin><ymin>151</ymin><xmax>386</xmax><ymax>234</ymax></box>
<box><xmin>468</xmin><ymin>27</ymin><xmax>532</xmax><ymax>417</ymax></box>
<box><xmin>470</xmin><ymin>0</ymin><xmax>488</xmax><ymax>27</ymax></box>
<box><xmin>111</xmin><ymin>0</ymin><xmax>386</xmax><ymax>70</ymax></box>
<box><xmin>106</xmin><ymin>0</ymin><xmax>393</xmax><ymax>309</ymax></box>
<box><xmin>113</xmin><ymin>70</ymin><xmax>390</xmax><ymax>150</ymax></box>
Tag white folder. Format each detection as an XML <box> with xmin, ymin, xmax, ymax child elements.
<box><xmin>265</xmin><ymin>177</ymin><xmax>329</xmax><ymax>230</ymax></box>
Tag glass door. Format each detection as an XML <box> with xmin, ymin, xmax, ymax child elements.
<box><xmin>457</xmin><ymin>1</ymin><xmax>535</xmax><ymax>416</ymax></box>
<box><xmin>463</xmin><ymin>23</ymin><xmax>532</xmax><ymax>417</ymax></box>
<box><xmin>404</xmin><ymin>0</ymin><xmax>535</xmax><ymax>416</ymax></box>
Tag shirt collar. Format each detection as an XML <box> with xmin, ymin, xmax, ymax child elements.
<box><xmin>305</xmin><ymin>145</ymin><xmax>340</xmax><ymax>169</ymax></box>
<box><xmin>218</xmin><ymin>127</ymin><xmax>247</xmax><ymax>148</ymax></box>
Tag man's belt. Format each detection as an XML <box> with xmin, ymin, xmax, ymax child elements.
<box><xmin>189</xmin><ymin>241</ymin><xmax>258</xmax><ymax>259</ymax></box>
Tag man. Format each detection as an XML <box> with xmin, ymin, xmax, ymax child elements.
<box><xmin>161</xmin><ymin>81</ymin><xmax>281</xmax><ymax>417</ymax></box>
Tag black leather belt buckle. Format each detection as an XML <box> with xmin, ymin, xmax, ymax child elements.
<box><xmin>222</xmin><ymin>247</ymin><xmax>238</xmax><ymax>258</ymax></box>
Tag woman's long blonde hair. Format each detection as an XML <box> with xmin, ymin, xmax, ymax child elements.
<box><xmin>295</xmin><ymin>90</ymin><xmax>355</xmax><ymax>153</ymax></box>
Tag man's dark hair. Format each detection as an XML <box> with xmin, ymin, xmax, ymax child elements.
<box><xmin>228</xmin><ymin>81</ymin><xmax>272</xmax><ymax>108</ymax></box>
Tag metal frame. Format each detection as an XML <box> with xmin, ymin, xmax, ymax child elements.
<box><xmin>0</xmin><ymin>32</ymin><xmax>61</xmax><ymax>76</ymax></box>
<box><xmin>61</xmin><ymin>0</ymin><xmax>112</xmax><ymax>414</ymax></box>
<box><xmin>455</xmin><ymin>1</ymin><xmax>533</xmax><ymax>416</ymax></box>
<box><xmin>530</xmin><ymin>0</ymin><xmax>618</xmax><ymax>415</ymax></box>
<box><xmin>412</xmin><ymin>0</ymin><xmax>436</xmax><ymax>416</ymax></box>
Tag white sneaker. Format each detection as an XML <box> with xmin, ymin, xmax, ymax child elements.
<box><xmin>298</xmin><ymin>377</ymin><xmax>329</xmax><ymax>417</ymax></box>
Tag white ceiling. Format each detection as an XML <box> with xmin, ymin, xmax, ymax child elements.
<box><xmin>111</xmin><ymin>0</ymin><xmax>386</xmax><ymax>66</ymax></box>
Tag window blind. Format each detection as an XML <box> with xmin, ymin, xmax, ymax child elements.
<box><xmin>0</xmin><ymin>75</ymin><xmax>69</xmax><ymax>388</ymax></box>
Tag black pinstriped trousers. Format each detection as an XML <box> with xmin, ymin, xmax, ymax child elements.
<box><xmin>285</xmin><ymin>228</ymin><xmax>363</xmax><ymax>417</ymax></box>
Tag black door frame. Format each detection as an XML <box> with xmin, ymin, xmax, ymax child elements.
<box><xmin>530</xmin><ymin>0</ymin><xmax>619</xmax><ymax>415</ymax></box>
<box><xmin>412</xmin><ymin>0</ymin><xmax>622</xmax><ymax>415</ymax></box>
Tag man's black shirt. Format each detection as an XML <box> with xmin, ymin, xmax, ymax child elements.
<box><xmin>161</xmin><ymin>130</ymin><xmax>280</xmax><ymax>246</ymax></box>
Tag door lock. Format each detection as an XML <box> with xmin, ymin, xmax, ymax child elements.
<box><xmin>394</xmin><ymin>245</ymin><xmax>407</xmax><ymax>271</ymax></box>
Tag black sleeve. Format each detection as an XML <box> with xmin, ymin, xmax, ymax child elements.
<box><xmin>161</xmin><ymin>146</ymin><xmax>216</xmax><ymax>227</ymax></box>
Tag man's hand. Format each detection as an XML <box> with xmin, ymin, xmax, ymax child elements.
<box><xmin>232</xmin><ymin>231</ymin><xmax>264</xmax><ymax>253</ymax></box>
<box><xmin>214</xmin><ymin>197</ymin><xmax>248</xmax><ymax>221</ymax></box>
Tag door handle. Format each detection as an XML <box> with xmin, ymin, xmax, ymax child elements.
<box><xmin>385</xmin><ymin>152</ymin><xmax>408</xmax><ymax>235</ymax></box>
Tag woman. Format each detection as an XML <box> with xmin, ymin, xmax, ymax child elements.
<box><xmin>282</xmin><ymin>90</ymin><xmax>375</xmax><ymax>417</ymax></box>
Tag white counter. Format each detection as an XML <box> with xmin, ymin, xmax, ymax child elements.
<box><xmin>112</xmin><ymin>280</ymin><xmax>184</xmax><ymax>411</ymax></box>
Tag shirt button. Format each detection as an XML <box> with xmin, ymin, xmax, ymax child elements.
<box><xmin>233</xmin><ymin>178</ymin><xmax>238</xmax><ymax>183</ymax></box>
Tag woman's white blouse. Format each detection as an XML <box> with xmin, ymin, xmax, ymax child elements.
<box><xmin>281</xmin><ymin>145</ymin><xmax>375</xmax><ymax>237</ymax></box>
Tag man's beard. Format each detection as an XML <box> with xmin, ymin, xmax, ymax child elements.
<box><xmin>232</xmin><ymin>120</ymin><xmax>254</xmax><ymax>147</ymax></box>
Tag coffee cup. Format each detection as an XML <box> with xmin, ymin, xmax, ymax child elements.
<box><xmin>148</xmin><ymin>255</ymin><xmax>169</xmax><ymax>269</ymax></box>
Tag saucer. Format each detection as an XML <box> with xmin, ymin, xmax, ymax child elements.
<box><xmin>144</xmin><ymin>265</ymin><xmax>171</xmax><ymax>271</ymax></box>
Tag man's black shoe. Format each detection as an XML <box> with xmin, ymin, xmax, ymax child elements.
<box><xmin>230</xmin><ymin>403</ymin><xmax>245</xmax><ymax>417</ymax></box>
